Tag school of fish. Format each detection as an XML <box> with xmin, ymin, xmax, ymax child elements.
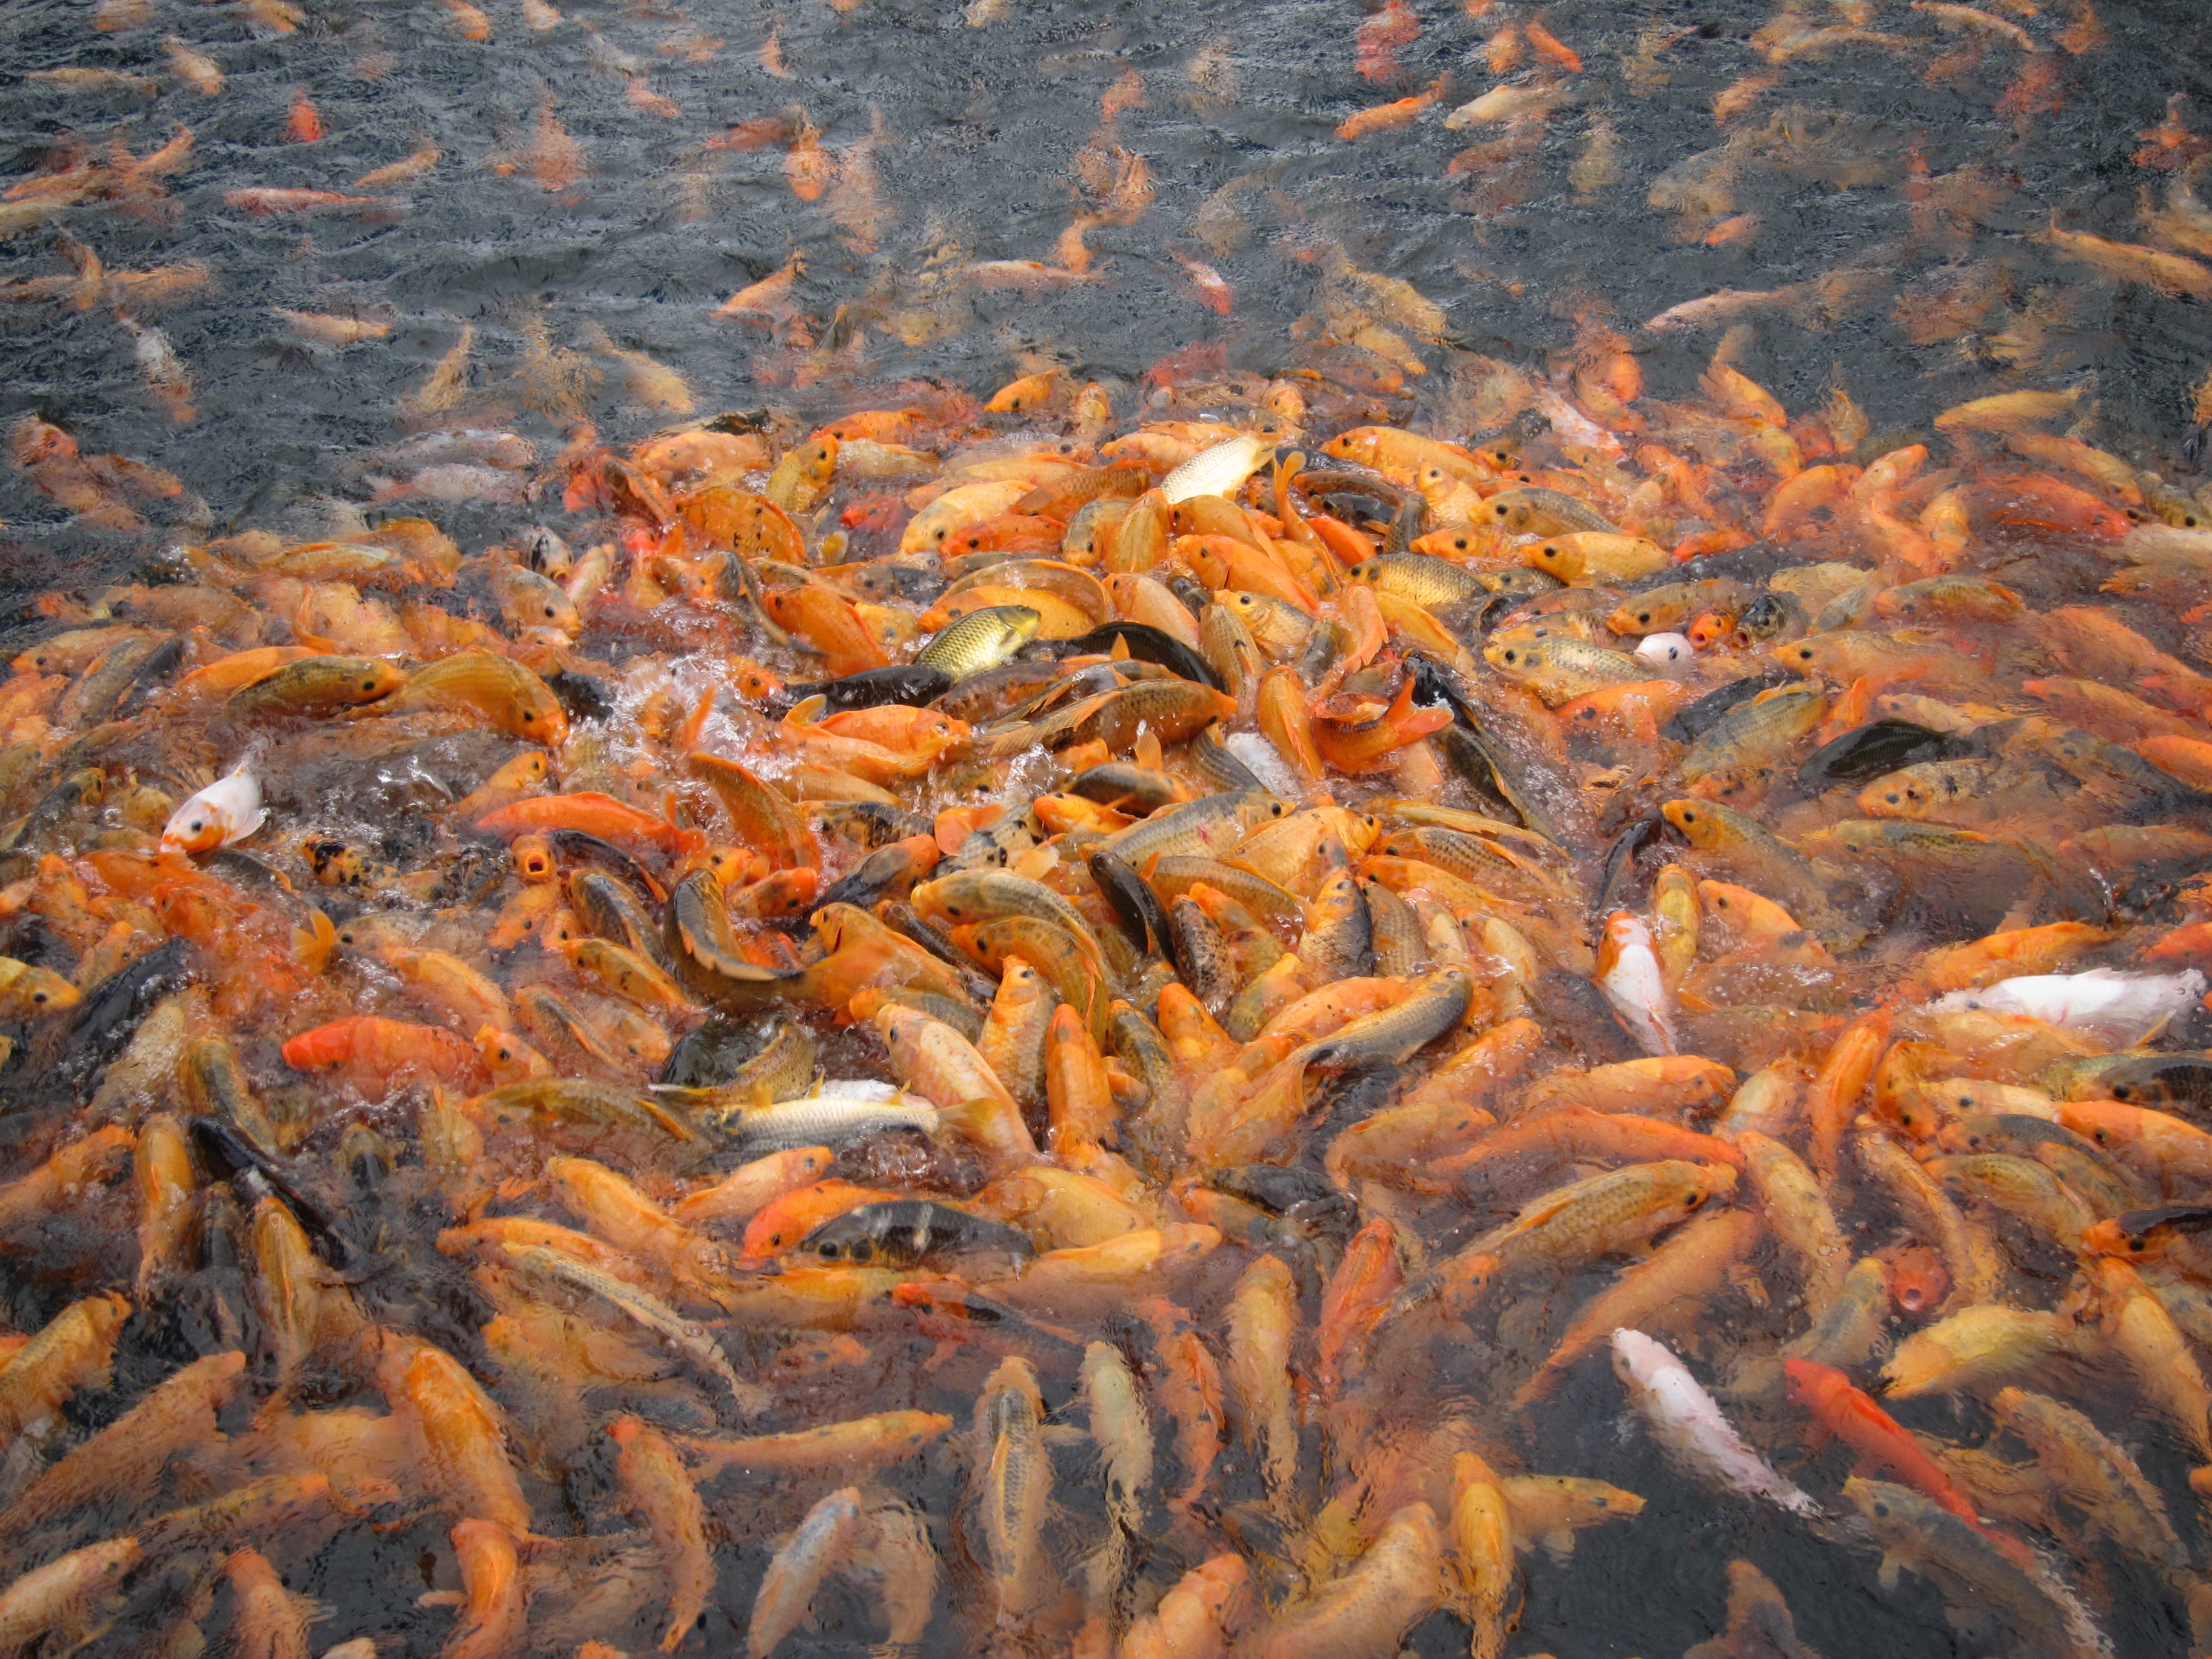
<box><xmin>6</xmin><ymin>0</ymin><xmax>2212</xmax><ymax>1655</ymax></box>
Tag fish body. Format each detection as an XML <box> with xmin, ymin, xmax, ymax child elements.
<box><xmin>1595</xmin><ymin>912</ymin><xmax>1677</xmax><ymax>1055</ymax></box>
<box><xmin>1612</xmin><ymin>1329</ymin><xmax>1820</xmax><ymax>1514</ymax></box>
<box><xmin>504</xmin><ymin>1245</ymin><xmax>768</xmax><ymax>1412</ymax></box>
<box><xmin>1845</xmin><ymin>1478</ymin><xmax>2100</xmax><ymax>1659</ymax></box>
<box><xmin>7</xmin><ymin>196</ymin><xmax>2212</xmax><ymax>1659</ymax></box>
<box><xmin>915</xmin><ymin>605</ymin><xmax>1041</xmax><ymax>680</ymax></box>
<box><xmin>709</xmin><ymin>1080</ymin><xmax>941</xmax><ymax>1153</ymax></box>
<box><xmin>1245</xmin><ymin>1503</ymin><xmax>1443</xmax><ymax>1659</ymax></box>
<box><xmin>748</xmin><ymin>1486</ymin><xmax>865</xmax><ymax>1658</ymax></box>
<box><xmin>968</xmin><ymin>1355</ymin><xmax>1053</xmax><ymax>1623</ymax></box>
<box><xmin>1466</xmin><ymin>1160</ymin><xmax>1734</xmax><ymax>1267</ymax></box>
<box><xmin>795</xmin><ymin>1199</ymin><xmax>1032</xmax><ymax>1267</ymax></box>
<box><xmin>1162</xmin><ymin>433</ymin><xmax>1275</xmax><ymax>503</ymax></box>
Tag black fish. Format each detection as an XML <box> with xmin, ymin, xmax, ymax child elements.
<box><xmin>111</xmin><ymin>632</ymin><xmax>190</xmax><ymax>720</ymax></box>
<box><xmin>816</xmin><ymin>840</ymin><xmax>936</xmax><ymax>910</ymax></box>
<box><xmin>1734</xmin><ymin>591</ymin><xmax>1804</xmax><ymax>642</ymax></box>
<box><xmin>661</xmin><ymin>1018</ymin><xmax>763</xmax><ymax>1089</ymax></box>
<box><xmin>545</xmin><ymin>668</ymin><xmax>615</xmax><ymax>723</ymax></box>
<box><xmin>1662</xmin><ymin>669</ymin><xmax>1798</xmax><ymax>745</ymax></box>
<box><xmin>1216</xmin><ymin>1164</ymin><xmax>1359</xmax><ymax>1240</ymax></box>
<box><xmin>1090</xmin><ymin>848</ymin><xmax>1171</xmax><ymax>959</ymax></box>
<box><xmin>788</xmin><ymin>664</ymin><xmax>954</xmax><ymax>711</ymax></box>
<box><xmin>548</xmin><ymin>828</ymin><xmax>666</xmax><ymax>900</ymax></box>
<box><xmin>60</xmin><ymin>936</ymin><xmax>192</xmax><ymax>1091</ymax></box>
<box><xmin>1597</xmin><ymin>813</ymin><xmax>1664</xmax><ymax>914</ymax></box>
<box><xmin>1056</xmin><ymin>622</ymin><xmax>1222</xmax><ymax>690</ymax></box>
<box><xmin>1068</xmin><ymin>763</ymin><xmax>1189</xmax><ymax>814</ymax></box>
<box><xmin>571</xmin><ymin>869</ymin><xmax>667</xmax><ymax>963</ymax></box>
<box><xmin>187</xmin><ymin>1116</ymin><xmax>354</xmax><ymax>1267</ymax></box>
<box><xmin>1798</xmin><ymin>720</ymin><xmax>1959</xmax><ymax>788</ymax></box>
<box><xmin>811</xmin><ymin>799</ymin><xmax>931</xmax><ymax>851</ymax></box>
<box><xmin>2107</xmin><ymin>1204</ymin><xmax>2212</xmax><ymax>1249</ymax></box>
<box><xmin>796</xmin><ymin>1199</ymin><xmax>1033</xmax><ymax>1267</ymax></box>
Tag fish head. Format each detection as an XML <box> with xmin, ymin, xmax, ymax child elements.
<box><xmin>2053</xmin><ymin>1102</ymin><xmax>2136</xmax><ymax>1153</ymax></box>
<box><xmin>1771</xmin><ymin>636</ymin><xmax>1828</xmax><ymax>676</ymax></box>
<box><xmin>1883</xmin><ymin>1246</ymin><xmax>1948</xmax><ymax>1312</ymax></box>
<box><xmin>350</xmin><ymin>659</ymin><xmax>408</xmax><ymax>702</ymax></box>
<box><xmin>1609</xmin><ymin>597</ymin><xmax>1669</xmax><ymax>634</ymax></box>
<box><xmin>1483</xmin><ymin>637</ymin><xmax>1543</xmax><ymax>675</ymax></box>
<box><xmin>1690</xmin><ymin>1160</ymin><xmax>1737</xmax><ymax>1202</ymax></box>
<box><xmin>1684</xmin><ymin>613</ymin><xmax>1735</xmax><ymax>649</ymax></box>
<box><xmin>1659</xmin><ymin>799</ymin><xmax>1718</xmax><ymax>846</ymax></box>
<box><xmin>1527</xmin><ymin>540</ymin><xmax>1583</xmax><ymax>580</ymax></box>
<box><xmin>1857</xmin><ymin>774</ymin><xmax>1928</xmax><ymax>817</ymax></box>
<box><xmin>160</xmin><ymin>803</ymin><xmax>227</xmax><ymax>853</ymax></box>
<box><xmin>1841</xmin><ymin>1476</ymin><xmax>1929</xmax><ymax>1540</ymax></box>
<box><xmin>1233</xmin><ymin>793</ymin><xmax>1293</xmax><ymax>831</ymax></box>
<box><xmin>1607</xmin><ymin>1326</ymin><xmax>1666</xmax><ymax>1385</ymax></box>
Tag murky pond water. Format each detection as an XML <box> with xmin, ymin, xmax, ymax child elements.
<box><xmin>1</xmin><ymin>0</ymin><xmax>2208</xmax><ymax>577</ymax></box>
<box><xmin>2</xmin><ymin>0</ymin><xmax>2212</xmax><ymax>1655</ymax></box>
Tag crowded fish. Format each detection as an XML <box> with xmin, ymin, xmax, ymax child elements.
<box><xmin>2</xmin><ymin>0</ymin><xmax>2212</xmax><ymax>1654</ymax></box>
<box><xmin>4</xmin><ymin>325</ymin><xmax>2212</xmax><ymax>1655</ymax></box>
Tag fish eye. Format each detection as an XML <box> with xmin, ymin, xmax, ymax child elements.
<box><xmin>30</xmin><ymin>991</ymin><xmax>45</xmax><ymax>1003</ymax></box>
<box><xmin>818</xmin><ymin>1241</ymin><xmax>842</xmax><ymax>1258</ymax></box>
<box><xmin>1503</xmin><ymin>649</ymin><xmax>1518</xmax><ymax>663</ymax></box>
<box><xmin>1873</xmin><ymin>1502</ymin><xmax>1891</xmax><ymax>1518</ymax></box>
<box><xmin>2130</xmin><ymin>1237</ymin><xmax>2146</xmax><ymax>1251</ymax></box>
<box><xmin>361</xmin><ymin>677</ymin><xmax>378</xmax><ymax>691</ymax></box>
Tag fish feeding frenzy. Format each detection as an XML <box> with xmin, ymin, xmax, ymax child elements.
<box><xmin>5</xmin><ymin>333</ymin><xmax>2212</xmax><ymax>1659</ymax></box>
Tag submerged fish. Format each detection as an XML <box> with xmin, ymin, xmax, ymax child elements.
<box><xmin>3</xmin><ymin>45</ymin><xmax>2211</xmax><ymax>1649</ymax></box>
